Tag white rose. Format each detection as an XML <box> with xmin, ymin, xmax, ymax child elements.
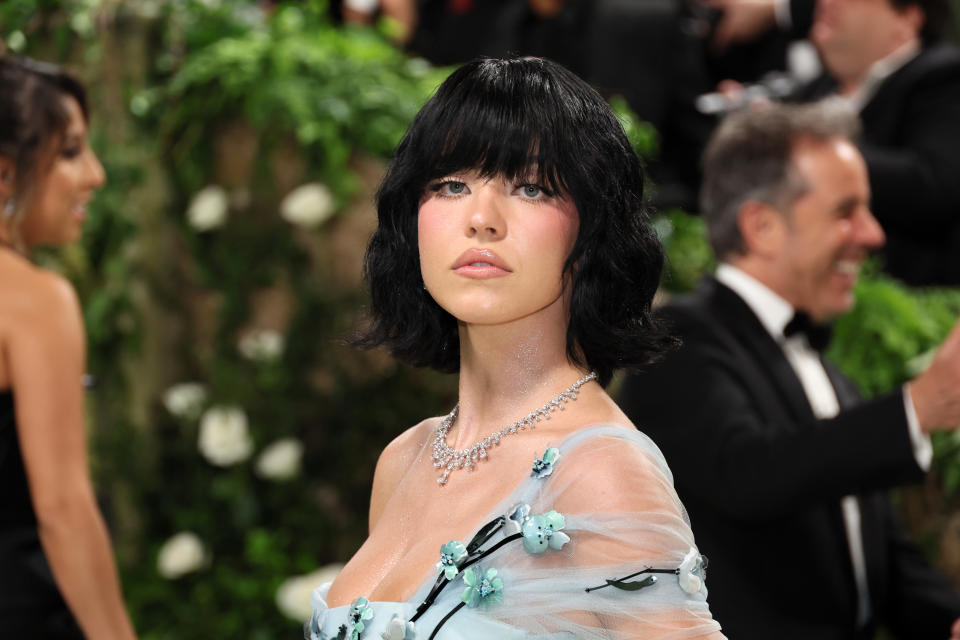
<box><xmin>255</xmin><ymin>438</ymin><xmax>304</xmax><ymax>481</ymax></box>
<box><xmin>280</xmin><ymin>183</ymin><xmax>336</xmax><ymax>228</ymax></box>
<box><xmin>198</xmin><ymin>406</ymin><xmax>253</xmax><ymax>466</ymax></box>
<box><xmin>162</xmin><ymin>382</ymin><xmax>207</xmax><ymax>419</ymax></box>
<box><xmin>187</xmin><ymin>185</ymin><xmax>229</xmax><ymax>231</ymax></box>
<box><xmin>276</xmin><ymin>564</ymin><xmax>344</xmax><ymax>622</ymax></box>
<box><xmin>238</xmin><ymin>329</ymin><xmax>285</xmax><ymax>361</ymax></box>
<box><xmin>157</xmin><ymin>531</ymin><xmax>208</xmax><ymax>579</ymax></box>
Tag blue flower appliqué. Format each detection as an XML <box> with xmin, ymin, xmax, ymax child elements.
<box><xmin>436</xmin><ymin>540</ymin><xmax>468</xmax><ymax>580</ymax></box>
<box><xmin>531</xmin><ymin>447</ymin><xmax>561</xmax><ymax>478</ymax></box>
<box><xmin>347</xmin><ymin>596</ymin><xmax>374</xmax><ymax>639</ymax></box>
<box><xmin>521</xmin><ymin>510</ymin><xmax>570</xmax><ymax>554</ymax></box>
<box><xmin>460</xmin><ymin>566</ymin><xmax>504</xmax><ymax>609</ymax></box>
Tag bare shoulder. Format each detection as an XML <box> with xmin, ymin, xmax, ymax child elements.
<box><xmin>0</xmin><ymin>261</ymin><xmax>82</xmax><ymax>352</ymax></box>
<box><xmin>368</xmin><ymin>417</ymin><xmax>439</xmax><ymax>530</ymax></box>
<box><xmin>381</xmin><ymin>417</ymin><xmax>437</xmax><ymax>463</ymax></box>
<box><xmin>561</xmin><ymin>383</ymin><xmax>636</xmax><ymax>433</ymax></box>
<box><xmin>0</xmin><ymin>260</ymin><xmax>80</xmax><ymax>321</ymax></box>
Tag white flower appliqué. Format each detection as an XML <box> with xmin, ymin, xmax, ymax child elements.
<box><xmin>380</xmin><ymin>614</ymin><xmax>416</xmax><ymax>639</ymax></box>
<box><xmin>677</xmin><ymin>546</ymin><xmax>708</xmax><ymax>594</ymax></box>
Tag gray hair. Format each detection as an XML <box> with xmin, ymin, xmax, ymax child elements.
<box><xmin>700</xmin><ymin>100</ymin><xmax>860</xmax><ymax>260</ymax></box>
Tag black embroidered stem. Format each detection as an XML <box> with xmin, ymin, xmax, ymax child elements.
<box><xmin>459</xmin><ymin>534</ymin><xmax>522</xmax><ymax>573</ymax></box>
<box><xmin>466</xmin><ymin>517</ymin><xmax>505</xmax><ymax>554</ymax></box>
<box><xmin>410</xmin><ymin>574</ymin><xmax>447</xmax><ymax>624</ymax></box>
<box><xmin>409</xmin><ymin>532</ymin><xmax>523</xmax><ymax>623</ymax></box>
<box><xmin>410</xmin><ymin>514</ymin><xmax>509</xmax><ymax>624</ymax></box>
<box><xmin>584</xmin><ymin>567</ymin><xmax>678</xmax><ymax>593</ymax></box>
<box><xmin>428</xmin><ymin>602</ymin><xmax>466</xmax><ymax>640</ymax></box>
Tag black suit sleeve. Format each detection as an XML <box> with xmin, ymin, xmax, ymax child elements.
<box><xmin>618</xmin><ymin>306</ymin><xmax>924</xmax><ymax>522</ymax></box>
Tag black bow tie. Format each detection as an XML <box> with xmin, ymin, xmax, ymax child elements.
<box><xmin>783</xmin><ymin>312</ymin><xmax>834</xmax><ymax>352</ymax></box>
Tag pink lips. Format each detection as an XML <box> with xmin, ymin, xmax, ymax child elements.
<box><xmin>451</xmin><ymin>248</ymin><xmax>512</xmax><ymax>279</ymax></box>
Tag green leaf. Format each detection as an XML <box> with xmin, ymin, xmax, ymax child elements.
<box><xmin>604</xmin><ymin>575</ymin><xmax>658</xmax><ymax>591</ymax></box>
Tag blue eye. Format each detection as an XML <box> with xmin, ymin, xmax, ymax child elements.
<box><xmin>518</xmin><ymin>183</ymin><xmax>553</xmax><ymax>199</ymax></box>
<box><xmin>429</xmin><ymin>180</ymin><xmax>469</xmax><ymax>198</ymax></box>
<box><xmin>444</xmin><ymin>181</ymin><xmax>466</xmax><ymax>195</ymax></box>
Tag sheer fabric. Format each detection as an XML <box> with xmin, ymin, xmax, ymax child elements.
<box><xmin>308</xmin><ymin>425</ymin><xmax>725</xmax><ymax>639</ymax></box>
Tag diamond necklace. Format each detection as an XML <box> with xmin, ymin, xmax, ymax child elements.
<box><xmin>431</xmin><ymin>371</ymin><xmax>598</xmax><ymax>486</ymax></box>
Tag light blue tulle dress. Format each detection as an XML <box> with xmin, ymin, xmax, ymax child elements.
<box><xmin>307</xmin><ymin>426</ymin><xmax>724</xmax><ymax>640</ymax></box>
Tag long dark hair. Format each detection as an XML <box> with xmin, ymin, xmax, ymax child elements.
<box><xmin>0</xmin><ymin>54</ymin><xmax>88</xmax><ymax>249</ymax></box>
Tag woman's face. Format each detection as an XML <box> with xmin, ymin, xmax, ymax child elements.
<box><xmin>19</xmin><ymin>95</ymin><xmax>105</xmax><ymax>249</ymax></box>
<box><xmin>417</xmin><ymin>170</ymin><xmax>579</xmax><ymax>327</ymax></box>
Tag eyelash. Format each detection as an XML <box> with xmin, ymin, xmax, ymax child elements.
<box><xmin>61</xmin><ymin>146</ymin><xmax>82</xmax><ymax>159</ymax></box>
<box><xmin>427</xmin><ymin>180</ymin><xmax>555</xmax><ymax>200</ymax></box>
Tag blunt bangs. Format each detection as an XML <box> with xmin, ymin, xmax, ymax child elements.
<box><xmin>405</xmin><ymin>57</ymin><xmax>615</xmax><ymax>198</ymax></box>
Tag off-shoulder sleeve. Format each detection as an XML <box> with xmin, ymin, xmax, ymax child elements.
<box><xmin>476</xmin><ymin>426</ymin><xmax>726</xmax><ymax>639</ymax></box>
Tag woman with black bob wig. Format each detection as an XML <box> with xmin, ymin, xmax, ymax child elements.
<box><xmin>308</xmin><ymin>57</ymin><xmax>724</xmax><ymax>639</ymax></box>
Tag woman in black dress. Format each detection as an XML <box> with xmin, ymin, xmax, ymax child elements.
<box><xmin>0</xmin><ymin>54</ymin><xmax>137</xmax><ymax>639</ymax></box>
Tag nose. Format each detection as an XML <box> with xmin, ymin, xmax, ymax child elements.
<box><xmin>855</xmin><ymin>205</ymin><xmax>885</xmax><ymax>249</ymax></box>
<box><xmin>84</xmin><ymin>148</ymin><xmax>106</xmax><ymax>190</ymax></box>
<box><xmin>466</xmin><ymin>183</ymin><xmax>506</xmax><ymax>240</ymax></box>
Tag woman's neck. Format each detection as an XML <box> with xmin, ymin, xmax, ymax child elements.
<box><xmin>451</xmin><ymin>316</ymin><xmax>587</xmax><ymax>447</ymax></box>
<box><xmin>0</xmin><ymin>225</ymin><xmax>26</xmax><ymax>255</ymax></box>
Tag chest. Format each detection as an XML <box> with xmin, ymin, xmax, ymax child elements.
<box><xmin>326</xmin><ymin>441</ymin><xmax>545</xmax><ymax>608</ymax></box>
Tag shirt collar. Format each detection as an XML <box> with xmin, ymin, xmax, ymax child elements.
<box><xmin>846</xmin><ymin>38</ymin><xmax>921</xmax><ymax>111</ymax></box>
<box><xmin>715</xmin><ymin>263</ymin><xmax>796</xmax><ymax>339</ymax></box>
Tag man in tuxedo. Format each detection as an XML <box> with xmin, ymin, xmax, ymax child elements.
<box><xmin>618</xmin><ymin>102</ymin><xmax>960</xmax><ymax>639</ymax></box>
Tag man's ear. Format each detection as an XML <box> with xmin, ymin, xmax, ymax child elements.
<box><xmin>899</xmin><ymin>4</ymin><xmax>924</xmax><ymax>35</ymax></box>
<box><xmin>0</xmin><ymin>157</ymin><xmax>16</xmax><ymax>201</ymax></box>
<box><xmin>737</xmin><ymin>200</ymin><xmax>786</xmax><ymax>259</ymax></box>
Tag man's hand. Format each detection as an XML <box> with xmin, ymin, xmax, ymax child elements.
<box><xmin>910</xmin><ymin>319</ymin><xmax>960</xmax><ymax>433</ymax></box>
<box><xmin>528</xmin><ymin>0</ymin><xmax>568</xmax><ymax>18</ymax></box>
<box><xmin>949</xmin><ymin>616</ymin><xmax>960</xmax><ymax>640</ymax></box>
<box><xmin>702</xmin><ymin>0</ymin><xmax>778</xmax><ymax>50</ymax></box>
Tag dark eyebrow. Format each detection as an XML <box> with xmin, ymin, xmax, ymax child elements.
<box><xmin>833</xmin><ymin>196</ymin><xmax>861</xmax><ymax>215</ymax></box>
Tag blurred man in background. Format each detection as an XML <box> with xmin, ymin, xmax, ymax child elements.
<box><xmin>618</xmin><ymin>102</ymin><xmax>960</xmax><ymax>639</ymax></box>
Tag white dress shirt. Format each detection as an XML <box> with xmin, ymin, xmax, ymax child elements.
<box><xmin>715</xmin><ymin>263</ymin><xmax>931</xmax><ymax>626</ymax></box>
<box><xmin>843</xmin><ymin>38</ymin><xmax>921</xmax><ymax>112</ymax></box>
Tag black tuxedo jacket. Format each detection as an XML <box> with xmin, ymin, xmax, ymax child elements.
<box><xmin>617</xmin><ymin>277</ymin><xmax>960</xmax><ymax>639</ymax></box>
<box><xmin>791</xmin><ymin>43</ymin><xmax>960</xmax><ymax>285</ymax></box>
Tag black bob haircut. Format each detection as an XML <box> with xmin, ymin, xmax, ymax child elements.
<box><xmin>355</xmin><ymin>57</ymin><xmax>670</xmax><ymax>386</ymax></box>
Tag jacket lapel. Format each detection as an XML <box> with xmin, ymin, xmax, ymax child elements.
<box><xmin>702</xmin><ymin>277</ymin><xmax>819</xmax><ymax>424</ymax></box>
<box><xmin>822</xmin><ymin>359</ymin><xmax>860</xmax><ymax>410</ymax></box>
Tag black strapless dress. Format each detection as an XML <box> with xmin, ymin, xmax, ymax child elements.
<box><xmin>0</xmin><ymin>390</ymin><xmax>85</xmax><ymax>639</ymax></box>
